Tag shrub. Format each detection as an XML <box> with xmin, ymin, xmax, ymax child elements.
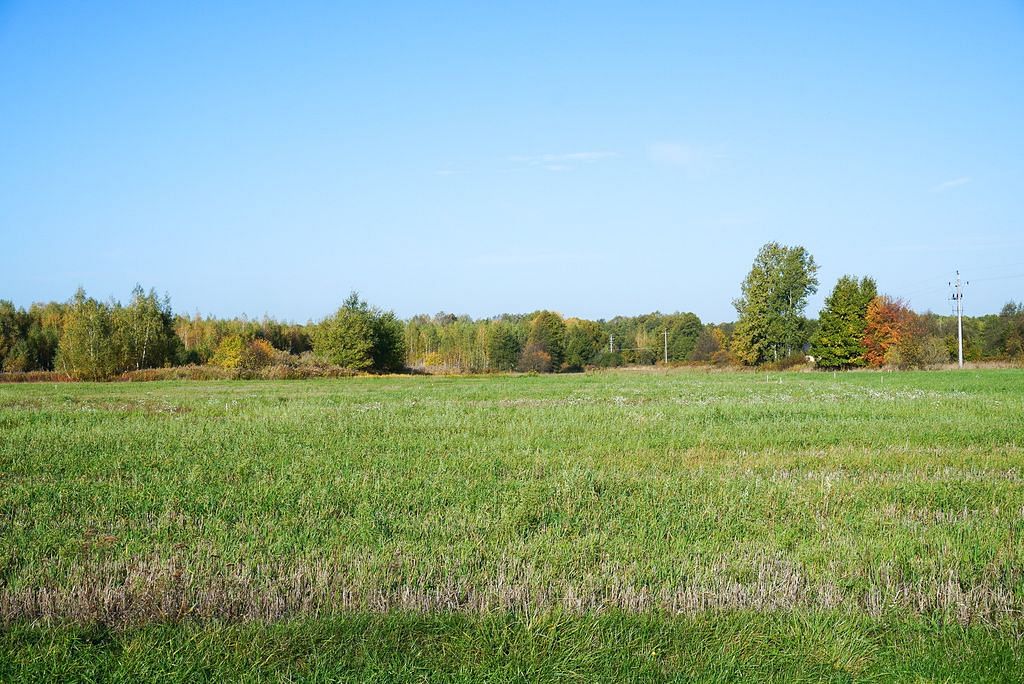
<box><xmin>241</xmin><ymin>339</ymin><xmax>276</xmax><ymax>370</ymax></box>
<box><xmin>763</xmin><ymin>353</ymin><xmax>810</xmax><ymax>371</ymax></box>
<box><xmin>516</xmin><ymin>343</ymin><xmax>554</xmax><ymax>373</ymax></box>
<box><xmin>591</xmin><ymin>351</ymin><xmax>624</xmax><ymax>368</ymax></box>
<box><xmin>119</xmin><ymin>365</ymin><xmax>237</xmax><ymax>381</ymax></box>
<box><xmin>1</xmin><ymin>340</ymin><xmax>31</xmax><ymax>373</ymax></box>
<box><xmin>0</xmin><ymin>371</ymin><xmax>72</xmax><ymax>383</ymax></box>
<box><xmin>889</xmin><ymin>335</ymin><xmax>950</xmax><ymax>369</ymax></box>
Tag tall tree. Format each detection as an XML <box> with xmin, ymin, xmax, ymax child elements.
<box><xmin>313</xmin><ymin>292</ymin><xmax>406</xmax><ymax>372</ymax></box>
<box><xmin>809</xmin><ymin>276</ymin><xmax>877</xmax><ymax>369</ymax></box>
<box><xmin>689</xmin><ymin>325</ymin><xmax>723</xmax><ymax>362</ymax></box>
<box><xmin>665</xmin><ymin>313</ymin><xmax>703</xmax><ymax>361</ymax></box>
<box><xmin>313</xmin><ymin>292</ymin><xmax>377</xmax><ymax>371</ymax></box>
<box><xmin>0</xmin><ymin>300</ymin><xmax>25</xmax><ymax>371</ymax></box>
<box><xmin>113</xmin><ymin>285</ymin><xmax>176</xmax><ymax>371</ymax></box>
<box><xmin>730</xmin><ymin>242</ymin><xmax>819</xmax><ymax>364</ymax></box>
<box><xmin>522</xmin><ymin>311</ymin><xmax>566</xmax><ymax>370</ymax></box>
<box><xmin>862</xmin><ymin>296</ymin><xmax>912</xmax><ymax>367</ymax></box>
<box><xmin>487</xmin><ymin>321</ymin><xmax>524</xmax><ymax>371</ymax></box>
<box><xmin>56</xmin><ymin>288</ymin><xmax>118</xmax><ymax>380</ymax></box>
<box><xmin>369</xmin><ymin>310</ymin><xmax>406</xmax><ymax>372</ymax></box>
<box><xmin>563</xmin><ymin>318</ymin><xmax>603</xmax><ymax>370</ymax></box>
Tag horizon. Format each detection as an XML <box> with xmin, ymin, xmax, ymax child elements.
<box><xmin>3</xmin><ymin>2</ymin><xmax>1023</xmax><ymax>322</ymax></box>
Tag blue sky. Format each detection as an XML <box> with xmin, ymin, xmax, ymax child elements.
<box><xmin>2</xmin><ymin>1</ymin><xmax>1022</xmax><ymax>322</ymax></box>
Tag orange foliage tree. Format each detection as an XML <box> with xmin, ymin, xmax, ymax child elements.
<box><xmin>862</xmin><ymin>296</ymin><xmax>912</xmax><ymax>367</ymax></box>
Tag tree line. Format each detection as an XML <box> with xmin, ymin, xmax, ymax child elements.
<box><xmin>2</xmin><ymin>243</ymin><xmax>1022</xmax><ymax>379</ymax></box>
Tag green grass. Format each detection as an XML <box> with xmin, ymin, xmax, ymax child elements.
<box><xmin>2</xmin><ymin>369</ymin><xmax>1023</xmax><ymax>680</ymax></box>
<box><xmin>3</xmin><ymin>613</ymin><xmax>1020</xmax><ymax>683</ymax></box>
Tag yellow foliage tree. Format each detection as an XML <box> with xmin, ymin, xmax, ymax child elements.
<box><xmin>210</xmin><ymin>335</ymin><xmax>244</xmax><ymax>369</ymax></box>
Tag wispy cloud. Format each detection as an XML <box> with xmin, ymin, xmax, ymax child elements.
<box><xmin>647</xmin><ymin>142</ymin><xmax>695</xmax><ymax>166</ymax></box>
<box><xmin>931</xmin><ymin>176</ymin><xmax>971</xmax><ymax>193</ymax></box>
<box><xmin>508</xmin><ymin>151</ymin><xmax>618</xmax><ymax>171</ymax></box>
<box><xmin>647</xmin><ymin>141</ymin><xmax>729</xmax><ymax>176</ymax></box>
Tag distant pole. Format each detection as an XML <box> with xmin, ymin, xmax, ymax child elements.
<box><xmin>950</xmin><ymin>271</ymin><xmax>968</xmax><ymax>368</ymax></box>
<box><xmin>609</xmin><ymin>334</ymin><xmax>614</xmax><ymax>354</ymax></box>
<box><xmin>663</xmin><ymin>330</ymin><xmax>669</xmax><ymax>364</ymax></box>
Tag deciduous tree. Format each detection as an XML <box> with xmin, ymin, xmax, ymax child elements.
<box><xmin>211</xmin><ymin>335</ymin><xmax>245</xmax><ymax>369</ymax></box>
<box><xmin>862</xmin><ymin>296</ymin><xmax>911</xmax><ymax>367</ymax></box>
<box><xmin>313</xmin><ymin>292</ymin><xmax>406</xmax><ymax>372</ymax></box>
<box><xmin>563</xmin><ymin>318</ymin><xmax>603</xmax><ymax>370</ymax></box>
<box><xmin>730</xmin><ymin>243</ymin><xmax>819</xmax><ymax>364</ymax></box>
<box><xmin>522</xmin><ymin>311</ymin><xmax>566</xmax><ymax>370</ymax></box>
<box><xmin>56</xmin><ymin>289</ymin><xmax>118</xmax><ymax>380</ymax></box>
<box><xmin>113</xmin><ymin>285</ymin><xmax>176</xmax><ymax>371</ymax></box>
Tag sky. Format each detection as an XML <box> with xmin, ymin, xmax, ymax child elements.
<box><xmin>2</xmin><ymin>1</ymin><xmax>1023</xmax><ymax>323</ymax></box>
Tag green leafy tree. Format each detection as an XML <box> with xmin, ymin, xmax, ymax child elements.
<box><xmin>731</xmin><ymin>242</ymin><xmax>819</xmax><ymax>365</ymax></box>
<box><xmin>521</xmin><ymin>311</ymin><xmax>566</xmax><ymax>371</ymax></box>
<box><xmin>563</xmin><ymin>318</ymin><xmax>603</xmax><ymax>370</ymax></box>
<box><xmin>992</xmin><ymin>302</ymin><xmax>1024</xmax><ymax>359</ymax></box>
<box><xmin>809</xmin><ymin>276</ymin><xmax>878</xmax><ymax>369</ymax></box>
<box><xmin>0</xmin><ymin>300</ymin><xmax>22</xmax><ymax>369</ymax></box>
<box><xmin>56</xmin><ymin>288</ymin><xmax>118</xmax><ymax>380</ymax></box>
<box><xmin>370</xmin><ymin>310</ymin><xmax>406</xmax><ymax>372</ymax></box>
<box><xmin>24</xmin><ymin>302</ymin><xmax>63</xmax><ymax>370</ymax></box>
<box><xmin>487</xmin><ymin>322</ymin><xmax>524</xmax><ymax>371</ymax></box>
<box><xmin>689</xmin><ymin>325</ymin><xmax>722</xmax><ymax>362</ymax></box>
<box><xmin>314</xmin><ymin>293</ymin><xmax>375</xmax><ymax>370</ymax></box>
<box><xmin>313</xmin><ymin>292</ymin><xmax>405</xmax><ymax>372</ymax></box>
<box><xmin>665</xmin><ymin>313</ymin><xmax>703</xmax><ymax>361</ymax></box>
<box><xmin>0</xmin><ymin>301</ymin><xmax>47</xmax><ymax>371</ymax></box>
<box><xmin>113</xmin><ymin>285</ymin><xmax>176</xmax><ymax>371</ymax></box>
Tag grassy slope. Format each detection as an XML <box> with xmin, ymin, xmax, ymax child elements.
<box><xmin>1</xmin><ymin>370</ymin><xmax>1023</xmax><ymax>680</ymax></box>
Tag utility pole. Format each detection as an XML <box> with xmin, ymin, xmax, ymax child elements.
<box><xmin>609</xmin><ymin>334</ymin><xmax>614</xmax><ymax>354</ymax></box>
<box><xmin>663</xmin><ymin>330</ymin><xmax>669</xmax><ymax>364</ymax></box>
<box><xmin>950</xmin><ymin>271</ymin><xmax>968</xmax><ymax>368</ymax></box>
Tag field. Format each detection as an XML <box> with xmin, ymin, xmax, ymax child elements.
<box><xmin>2</xmin><ymin>369</ymin><xmax>1023</xmax><ymax>681</ymax></box>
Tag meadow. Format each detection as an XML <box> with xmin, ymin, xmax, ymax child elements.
<box><xmin>1</xmin><ymin>369</ymin><xmax>1023</xmax><ymax>681</ymax></box>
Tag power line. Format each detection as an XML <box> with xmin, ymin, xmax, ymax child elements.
<box><xmin>969</xmin><ymin>272</ymin><xmax>1024</xmax><ymax>284</ymax></box>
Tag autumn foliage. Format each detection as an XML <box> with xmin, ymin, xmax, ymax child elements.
<box><xmin>862</xmin><ymin>296</ymin><xmax>912</xmax><ymax>367</ymax></box>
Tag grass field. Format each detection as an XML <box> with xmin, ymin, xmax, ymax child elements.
<box><xmin>2</xmin><ymin>369</ymin><xmax>1023</xmax><ymax>681</ymax></box>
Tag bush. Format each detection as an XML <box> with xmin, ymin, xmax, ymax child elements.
<box><xmin>591</xmin><ymin>351</ymin><xmax>624</xmax><ymax>368</ymax></box>
<box><xmin>1</xmin><ymin>340</ymin><xmax>31</xmax><ymax>372</ymax></box>
<box><xmin>0</xmin><ymin>371</ymin><xmax>73</xmax><ymax>383</ymax></box>
<box><xmin>241</xmin><ymin>339</ymin><xmax>276</xmax><ymax>370</ymax></box>
<box><xmin>516</xmin><ymin>343</ymin><xmax>553</xmax><ymax>372</ymax></box>
<box><xmin>257</xmin><ymin>363</ymin><xmax>355</xmax><ymax>380</ymax></box>
<box><xmin>119</xmin><ymin>365</ymin><xmax>237</xmax><ymax>381</ymax></box>
<box><xmin>889</xmin><ymin>335</ymin><xmax>950</xmax><ymax>369</ymax></box>
<box><xmin>763</xmin><ymin>353</ymin><xmax>809</xmax><ymax>371</ymax></box>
